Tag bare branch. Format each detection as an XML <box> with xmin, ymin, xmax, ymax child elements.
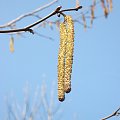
<box><xmin>0</xmin><ymin>0</ymin><xmax>58</xmax><ymax>28</ymax></box>
<box><xmin>0</xmin><ymin>0</ymin><xmax>113</xmax><ymax>35</ymax></box>
<box><xmin>60</xmin><ymin>6</ymin><xmax>82</xmax><ymax>12</ymax></box>
<box><xmin>34</xmin><ymin>31</ymin><xmax>54</xmax><ymax>41</ymax></box>
<box><xmin>101</xmin><ymin>107</ymin><xmax>120</xmax><ymax>120</ymax></box>
<box><xmin>0</xmin><ymin>6</ymin><xmax>82</xmax><ymax>34</ymax></box>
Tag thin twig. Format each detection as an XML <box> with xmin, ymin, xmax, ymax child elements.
<box><xmin>60</xmin><ymin>6</ymin><xmax>82</xmax><ymax>12</ymax></box>
<box><xmin>34</xmin><ymin>31</ymin><xmax>54</xmax><ymax>41</ymax></box>
<box><xmin>0</xmin><ymin>6</ymin><xmax>82</xmax><ymax>34</ymax></box>
<box><xmin>0</xmin><ymin>0</ymin><xmax>58</xmax><ymax>28</ymax></box>
<box><xmin>101</xmin><ymin>107</ymin><xmax>120</xmax><ymax>120</ymax></box>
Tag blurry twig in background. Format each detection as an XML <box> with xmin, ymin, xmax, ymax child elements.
<box><xmin>5</xmin><ymin>82</ymin><xmax>63</xmax><ymax>120</ymax></box>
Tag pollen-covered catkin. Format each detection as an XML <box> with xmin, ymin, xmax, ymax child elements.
<box><xmin>64</xmin><ymin>15</ymin><xmax>74</xmax><ymax>93</ymax></box>
<box><xmin>57</xmin><ymin>23</ymin><xmax>67</xmax><ymax>101</ymax></box>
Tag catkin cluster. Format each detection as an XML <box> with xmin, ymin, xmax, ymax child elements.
<box><xmin>58</xmin><ymin>15</ymin><xmax>74</xmax><ymax>102</ymax></box>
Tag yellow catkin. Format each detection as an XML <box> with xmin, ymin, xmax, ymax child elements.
<box><xmin>57</xmin><ymin>23</ymin><xmax>67</xmax><ymax>101</ymax></box>
<box><xmin>9</xmin><ymin>36</ymin><xmax>14</xmax><ymax>53</ymax></box>
<box><xmin>64</xmin><ymin>15</ymin><xmax>74</xmax><ymax>93</ymax></box>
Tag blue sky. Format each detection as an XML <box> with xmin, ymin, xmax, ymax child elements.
<box><xmin>0</xmin><ymin>0</ymin><xmax>120</xmax><ymax>120</ymax></box>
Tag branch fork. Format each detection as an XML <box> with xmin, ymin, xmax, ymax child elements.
<box><xmin>0</xmin><ymin>6</ymin><xmax>82</xmax><ymax>34</ymax></box>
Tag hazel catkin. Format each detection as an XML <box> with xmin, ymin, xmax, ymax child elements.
<box><xmin>57</xmin><ymin>23</ymin><xmax>67</xmax><ymax>101</ymax></box>
<box><xmin>64</xmin><ymin>15</ymin><xmax>74</xmax><ymax>93</ymax></box>
<box><xmin>57</xmin><ymin>15</ymin><xmax>74</xmax><ymax>101</ymax></box>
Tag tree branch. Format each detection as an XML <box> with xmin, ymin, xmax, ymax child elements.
<box><xmin>0</xmin><ymin>6</ymin><xmax>82</xmax><ymax>34</ymax></box>
<box><xmin>101</xmin><ymin>107</ymin><xmax>120</xmax><ymax>120</ymax></box>
<box><xmin>0</xmin><ymin>0</ymin><xmax>58</xmax><ymax>28</ymax></box>
<box><xmin>60</xmin><ymin>6</ymin><xmax>82</xmax><ymax>12</ymax></box>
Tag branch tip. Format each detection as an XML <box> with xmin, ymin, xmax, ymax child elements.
<box><xmin>76</xmin><ymin>6</ymin><xmax>82</xmax><ymax>11</ymax></box>
<box><xmin>55</xmin><ymin>6</ymin><xmax>62</xmax><ymax>12</ymax></box>
<box><xmin>27</xmin><ymin>29</ymin><xmax>34</xmax><ymax>34</ymax></box>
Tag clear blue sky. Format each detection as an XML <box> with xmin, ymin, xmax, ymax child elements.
<box><xmin>0</xmin><ymin>0</ymin><xmax>120</xmax><ymax>120</ymax></box>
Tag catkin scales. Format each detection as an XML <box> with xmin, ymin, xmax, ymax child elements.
<box><xmin>58</xmin><ymin>15</ymin><xmax>74</xmax><ymax>101</ymax></box>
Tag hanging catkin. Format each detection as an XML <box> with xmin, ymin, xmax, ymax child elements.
<box><xmin>109</xmin><ymin>0</ymin><xmax>112</xmax><ymax>12</ymax></box>
<box><xmin>9</xmin><ymin>36</ymin><xmax>14</xmax><ymax>53</ymax></box>
<box><xmin>64</xmin><ymin>15</ymin><xmax>74</xmax><ymax>93</ymax></box>
<box><xmin>57</xmin><ymin>22</ymin><xmax>67</xmax><ymax>101</ymax></box>
<box><xmin>58</xmin><ymin>15</ymin><xmax>74</xmax><ymax>101</ymax></box>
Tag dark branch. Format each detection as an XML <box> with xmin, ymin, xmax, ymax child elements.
<box><xmin>0</xmin><ymin>0</ymin><xmax>58</xmax><ymax>28</ymax></box>
<box><xmin>60</xmin><ymin>6</ymin><xmax>82</xmax><ymax>12</ymax></box>
<box><xmin>101</xmin><ymin>107</ymin><xmax>120</xmax><ymax>120</ymax></box>
<box><xmin>0</xmin><ymin>6</ymin><xmax>82</xmax><ymax>34</ymax></box>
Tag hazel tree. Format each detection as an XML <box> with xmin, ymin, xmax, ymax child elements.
<box><xmin>0</xmin><ymin>0</ymin><xmax>113</xmax><ymax>101</ymax></box>
<box><xmin>1</xmin><ymin>1</ymin><xmax>120</xmax><ymax>120</ymax></box>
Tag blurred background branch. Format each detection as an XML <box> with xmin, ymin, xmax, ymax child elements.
<box><xmin>5</xmin><ymin>82</ymin><xmax>62</xmax><ymax>120</ymax></box>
